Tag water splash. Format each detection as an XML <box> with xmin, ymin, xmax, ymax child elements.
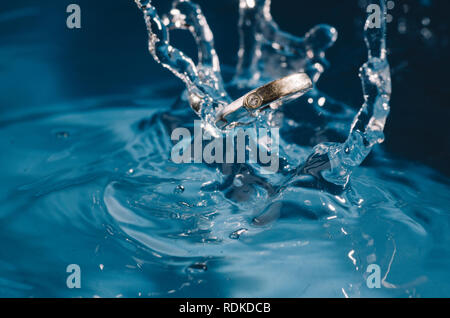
<box><xmin>135</xmin><ymin>0</ymin><xmax>391</xmax><ymax>188</ymax></box>
<box><xmin>234</xmin><ymin>0</ymin><xmax>337</xmax><ymax>86</ymax></box>
<box><xmin>135</xmin><ymin>0</ymin><xmax>230</xmax><ymax>125</ymax></box>
<box><xmin>1</xmin><ymin>0</ymin><xmax>449</xmax><ymax>298</ymax></box>
<box><xmin>317</xmin><ymin>0</ymin><xmax>391</xmax><ymax>186</ymax></box>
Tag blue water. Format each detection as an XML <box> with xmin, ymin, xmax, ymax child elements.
<box><xmin>1</xmin><ymin>0</ymin><xmax>449</xmax><ymax>298</ymax></box>
<box><xmin>0</xmin><ymin>81</ymin><xmax>449</xmax><ymax>297</ymax></box>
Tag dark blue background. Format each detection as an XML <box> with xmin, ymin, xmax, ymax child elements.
<box><xmin>0</xmin><ymin>0</ymin><xmax>448</xmax><ymax>174</ymax></box>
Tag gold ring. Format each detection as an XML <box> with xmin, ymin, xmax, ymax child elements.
<box><xmin>216</xmin><ymin>72</ymin><xmax>313</xmax><ymax>128</ymax></box>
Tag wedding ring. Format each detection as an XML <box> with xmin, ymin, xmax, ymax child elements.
<box><xmin>216</xmin><ymin>72</ymin><xmax>312</xmax><ymax>128</ymax></box>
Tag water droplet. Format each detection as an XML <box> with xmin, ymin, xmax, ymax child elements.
<box><xmin>422</xmin><ymin>17</ymin><xmax>430</xmax><ymax>26</ymax></box>
<box><xmin>397</xmin><ymin>19</ymin><xmax>407</xmax><ymax>34</ymax></box>
<box><xmin>387</xmin><ymin>1</ymin><xmax>395</xmax><ymax>10</ymax></box>
<box><xmin>386</xmin><ymin>14</ymin><xmax>393</xmax><ymax>24</ymax></box>
<box><xmin>421</xmin><ymin>27</ymin><xmax>433</xmax><ymax>40</ymax></box>
<box><xmin>318</xmin><ymin>97</ymin><xmax>326</xmax><ymax>106</ymax></box>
